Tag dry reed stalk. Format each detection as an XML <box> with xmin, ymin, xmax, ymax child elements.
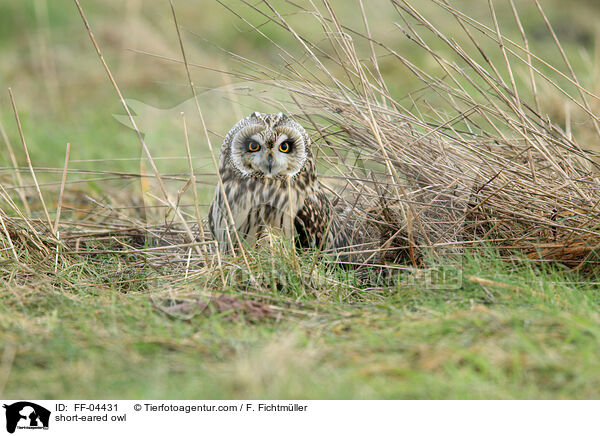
<box><xmin>181</xmin><ymin>112</ymin><xmax>210</xmax><ymax>266</ymax></box>
<box><xmin>0</xmin><ymin>209</ymin><xmax>18</xmax><ymax>262</ymax></box>
<box><xmin>8</xmin><ymin>88</ymin><xmax>54</xmax><ymax>234</ymax></box>
<box><xmin>54</xmin><ymin>143</ymin><xmax>70</xmax><ymax>231</ymax></box>
<box><xmin>74</xmin><ymin>0</ymin><xmax>203</xmax><ymax>258</ymax></box>
<box><xmin>169</xmin><ymin>0</ymin><xmax>269</xmax><ymax>295</ymax></box>
<box><xmin>0</xmin><ymin>116</ymin><xmax>30</xmax><ymax>216</ymax></box>
<box><xmin>168</xmin><ymin>1</ymin><xmax>241</xmax><ymax>258</ymax></box>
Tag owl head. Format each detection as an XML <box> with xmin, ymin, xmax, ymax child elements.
<box><xmin>222</xmin><ymin>112</ymin><xmax>311</xmax><ymax>178</ymax></box>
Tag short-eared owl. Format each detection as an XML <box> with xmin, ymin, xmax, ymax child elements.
<box><xmin>208</xmin><ymin>112</ymin><xmax>343</xmax><ymax>252</ymax></box>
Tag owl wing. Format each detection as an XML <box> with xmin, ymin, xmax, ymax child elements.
<box><xmin>294</xmin><ymin>190</ymin><xmax>334</xmax><ymax>249</ymax></box>
<box><xmin>295</xmin><ymin>190</ymin><xmax>376</xmax><ymax>259</ymax></box>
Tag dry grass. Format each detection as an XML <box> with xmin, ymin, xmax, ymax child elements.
<box><xmin>0</xmin><ymin>0</ymin><xmax>599</xmax><ymax>299</ymax></box>
<box><xmin>243</xmin><ymin>0</ymin><xmax>600</xmax><ymax>270</ymax></box>
<box><xmin>2</xmin><ymin>0</ymin><xmax>600</xmax><ymax>400</ymax></box>
<box><xmin>2</xmin><ymin>0</ymin><xmax>600</xmax><ymax>292</ymax></box>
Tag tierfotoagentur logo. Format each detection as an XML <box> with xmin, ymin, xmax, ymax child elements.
<box><xmin>2</xmin><ymin>402</ymin><xmax>50</xmax><ymax>434</ymax></box>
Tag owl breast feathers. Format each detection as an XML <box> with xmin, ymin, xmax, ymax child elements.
<box><xmin>208</xmin><ymin>112</ymin><xmax>347</xmax><ymax>252</ymax></box>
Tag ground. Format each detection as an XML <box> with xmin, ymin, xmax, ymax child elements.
<box><xmin>2</xmin><ymin>246</ymin><xmax>599</xmax><ymax>399</ymax></box>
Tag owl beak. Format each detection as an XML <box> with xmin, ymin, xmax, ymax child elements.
<box><xmin>266</xmin><ymin>154</ymin><xmax>274</xmax><ymax>174</ymax></box>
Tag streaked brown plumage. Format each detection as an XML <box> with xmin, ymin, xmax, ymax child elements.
<box><xmin>208</xmin><ymin>112</ymin><xmax>347</xmax><ymax>252</ymax></box>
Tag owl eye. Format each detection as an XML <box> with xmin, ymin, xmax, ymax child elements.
<box><xmin>247</xmin><ymin>141</ymin><xmax>260</xmax><ymax>152</ymax></box>
<box><xmin>279</xmin><ymin>141</ymin><xmax>292</xmax><ymax>153</ymax></box>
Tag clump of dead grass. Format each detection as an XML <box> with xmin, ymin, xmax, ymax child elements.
<box><xmin>0</xmin><ymin>0</ymin><xmax>599</xmax><ymax>310</ymax></box>
<box><xmin>237</xmin><ymin>0</ymin><xmax>600</xmax><ymax>271</ymax></box>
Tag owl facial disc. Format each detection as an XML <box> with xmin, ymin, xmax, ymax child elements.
<box><xmin>228</xmin><ymin>113</ymin><xmax>309</xmax><ymax>178</ymax></box>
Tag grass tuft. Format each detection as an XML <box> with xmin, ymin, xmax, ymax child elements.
<box><xmin>1</xmin><ymin>0</ymin><xmax>600</xmax><ymax>399</ymax></box>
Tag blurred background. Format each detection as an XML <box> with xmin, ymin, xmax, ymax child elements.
<box><xmin>0</xmin><ymin>0</ymin><xmax>599</xmax><ymax>210</ymax></box>
<box><xmin>1</xmin><ymin>0</ymin><xmax>600</xmax><ymax>401</ymax></box>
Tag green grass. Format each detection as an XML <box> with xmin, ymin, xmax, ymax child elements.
<box><xmin>1</xmin><ymin>0</ymin><xmax>600</xmax><ymax>400</ymax></box>
<box><xmin>2</xmin><ymin>247</ymin><xmax>599</xmax><ymax>399</ymax></box>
